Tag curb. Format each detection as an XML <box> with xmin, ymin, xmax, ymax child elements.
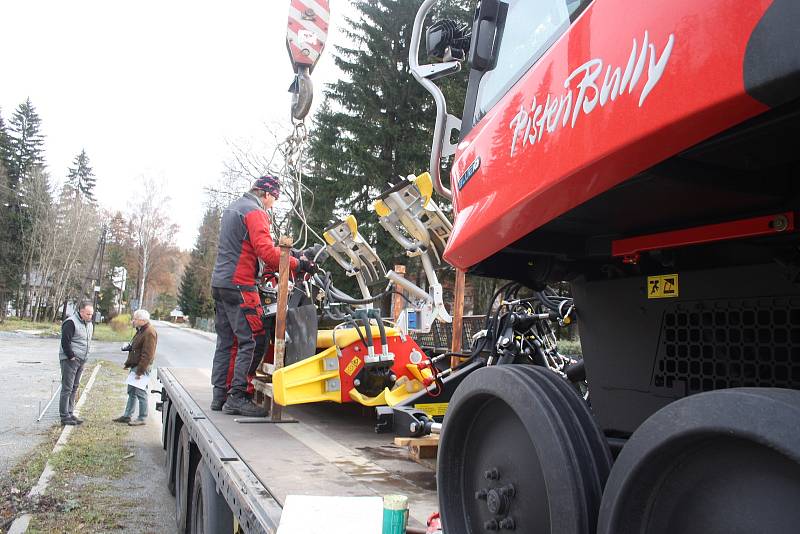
<box><xmin>8</xmin><ymin>362</ymin><xmax>103</xmax><ymax>534</ymax></box>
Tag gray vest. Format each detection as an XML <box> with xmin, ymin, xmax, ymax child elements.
<box><xmin>59</xmin><ymin>313</ymin><xmax>93</xmax><ymax>361</ymax></box>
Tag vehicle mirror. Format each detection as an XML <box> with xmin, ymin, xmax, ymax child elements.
<box><xmin>426</xmin><ymin>19</ymin><xmax>472</xmax><ymax>61</ymax></box>
<box><xmin>469</xmin><ymin>0</ymin><xmax>502</xmax><ymax>72</ymax></box>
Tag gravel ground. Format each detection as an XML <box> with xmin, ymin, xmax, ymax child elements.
<box><xmin>109</xmin><ymin>406</ymin><xmax>176</xmax><ymax>534</ymax></box>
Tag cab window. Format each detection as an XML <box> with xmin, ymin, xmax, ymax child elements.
<box><xmin>474</xmin><ymin>0</ymin><xmax>592</xmax><ymax>121</ymax></box>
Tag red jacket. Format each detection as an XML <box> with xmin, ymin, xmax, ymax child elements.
<box><xmin>211</xmin><ymin>193</ymin><xmax>299</xmax><ymax>289</ymax></box>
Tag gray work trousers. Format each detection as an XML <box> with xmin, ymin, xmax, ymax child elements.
<box><xmin>211</xmin><ymin>287</ymin><xmax>266</xmax><ymax>398</ymax></box>
<box><xmin>60</xmin><ymin>358</ymin><xmax>86</xmax><ymax>421</ymax></box>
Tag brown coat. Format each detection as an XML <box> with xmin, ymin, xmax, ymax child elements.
<box><xmin>123</xmin><ymin>323</ymin><xmax>158</xmax><ymax>375</ymax></box>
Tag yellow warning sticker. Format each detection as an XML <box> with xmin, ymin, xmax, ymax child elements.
<box><xmin>647</xmin><ymin>274</ymin><xmax>679</xmax><ymax>299</ymax></box>
<box><xmin>344</xmin><ymin>356</ymin><xmax>361</xmax><ymax>376</ymax></box>
<box><xmin>414</xmin><ymin>403</ymin><xmax>449</xmax><ymax>417</ymax></box>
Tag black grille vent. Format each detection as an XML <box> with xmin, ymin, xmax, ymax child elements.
<box><xmin>653</xmin><ymin>299</ymin><xmax>800</xmax><ymax>394</ymax></box>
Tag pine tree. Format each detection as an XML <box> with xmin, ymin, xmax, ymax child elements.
<box><xmin>0</xmin><ymin>163</ymin><xmax>12</xmax><ymax>320</ymax></box>
<box><xmin>305</xmin><ymin>0</ymin><xmax>469</xmax><ymax>294</ymax></box>
<box><xmin>179</xmin><ymin>208</ymin><xmax>221</xmax><ymax>326</ymax></box>
<box><xmin>65</xmin><ymin>149</ymin><xmax>97</xmax><ymax>202</ymax></box>
<box><xmin>0</xmin><ymin>109</ymin><xmax>11</xmax><ymax>174</ymax></box>
<box><xmin>7</xmin><ymin>98</ymin><xmax>45</xmax><ymax>189</ymax></box>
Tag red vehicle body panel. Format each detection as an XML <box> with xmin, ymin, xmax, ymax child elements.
<box><xmin>445</xmin><ymin>0</ymin><xmax>772</xmax><ymax>269</ymax></box>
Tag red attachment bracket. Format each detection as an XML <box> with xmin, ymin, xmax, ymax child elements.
<box><xmin>612</xmin><ymin>212</ymin><xmax>795</xmax><ymax>260</ymax></box>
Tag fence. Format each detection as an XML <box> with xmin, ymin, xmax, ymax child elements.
<box><xmin>194</xmin><ymin>317</ymin><xmax>216</xmax><ymax>333</ymax></box>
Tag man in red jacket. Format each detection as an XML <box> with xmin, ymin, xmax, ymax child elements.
<box><xmin>210</xmin><ymin>175</ymin><xmax>315</xmax><ymax>416</ymax></box>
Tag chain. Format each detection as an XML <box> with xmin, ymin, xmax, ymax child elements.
<box><xmin>274</xmin><ymin>119</ymin><xmax>325</xmax><ymax>250</ymax></box>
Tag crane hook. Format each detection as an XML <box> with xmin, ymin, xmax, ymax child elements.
<box><xmin>289</xmin><ymin>66</ymin><xmax>313</xmax><ymax>121</ymax></box>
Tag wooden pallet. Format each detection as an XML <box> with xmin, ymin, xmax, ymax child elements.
<box><xmin>394</xmin><ymin>435</ymin><xmax>440</xmax><ymax>461</ymax></box>
<box><xmin>251</xmin><ymin>377</ymin><xmax>274</xmax><ymax>410</ymax></box>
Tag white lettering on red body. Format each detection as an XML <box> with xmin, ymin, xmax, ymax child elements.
<box><xmin>509</xmin><ymin>31</ymin><xmax>675</xmax><ymax>157</ymax></box>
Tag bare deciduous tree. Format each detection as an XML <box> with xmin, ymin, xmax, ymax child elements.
<box><xmin>128</xmin><ymin>178</ymin><xmax>179</xmax><ymax>309</ymax></box>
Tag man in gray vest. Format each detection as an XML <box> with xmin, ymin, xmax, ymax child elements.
<box><xmin>59</xmin><ymin>299</ymin><xmax>94</xmax><ymax>425</ymax></box>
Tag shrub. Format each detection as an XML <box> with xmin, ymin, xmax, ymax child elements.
<box><xmin>110</xmin><ymin>314</ymin><xmax>131</xmax><ymax>333</ymax></box>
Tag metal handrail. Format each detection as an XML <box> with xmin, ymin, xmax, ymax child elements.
<box><xmin>409</xmin><ymin>0</ymin><xmax>462</xmax><ymax>200</ymax></box>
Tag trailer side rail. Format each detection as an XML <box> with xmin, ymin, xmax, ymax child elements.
<box><xmin>159</xmin><ymin>367</ymin><xmax>283</xmax><ymax>534</ymax></box>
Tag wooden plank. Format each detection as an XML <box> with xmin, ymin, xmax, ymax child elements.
<box><xmin>450</xmin><ymin>268</ymin><xmax>466</xmax><ymax>369</ymax></box>
<box><xmin>391</xmin><ymin>264</ymin><xmax>406</xmax><ymax>322</ymax></box>
<box><xmin>394</xmin><ymin>435</ymin><xmax>439</xmax><ymax>461</ymax></box>
<box><xmin>271</xmin><ymin>235</ymin><xmax>293</xmax><ymax>421</ymax></box>
<box><xmin>393</xmin><ymin>436</ymin><xmax>439</xmax><ymax>448</ymax></box>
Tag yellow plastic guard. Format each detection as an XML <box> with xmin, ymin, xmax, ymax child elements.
<box><xmin>272</xmin><ymin>345</ymin><xmax>342</xmax><ymax>406</ymax></box>
<box><xmin>348</xmin><ymin>387</ymin><xmax>388</xmax><ymax>406</ymax></box>
<box><xmin>373</xmin><ymin>199</ymin><xmax>391</xmax><ymax>217</ymax></box>
<box><xmin>414</xmin><ymin>172</ymin><xmax>433</xmax><ymax>207</ymax></box>
<box><xmin>346</xmin><ymin>214</ymin><xmax>359</xmax><ymax>238</ymax></box>
<box><xmin>317</xmin><ymin>326</ymin><xmax>401</xmax><ymax>349</ymax></box>
<box><xmin>384</xmin><ymin>376</ymin><xmax>425</xmax><ymax>406</ymax></box>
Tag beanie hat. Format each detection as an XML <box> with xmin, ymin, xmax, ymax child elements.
<box><xmin>252</xmin><ymin>175</ymin><xmax>280</xmax><ymax>199</ymax></box>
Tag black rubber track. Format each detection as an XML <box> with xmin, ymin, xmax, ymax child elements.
<box><xmin>597</xmin><ymin>388</ymin><xmax>800</xmax><ymax>534</ymax></box>
<box><xmin>438</xmin><ymin>365</ymin><xmax>612</xmax><ymax>534</ymax></box>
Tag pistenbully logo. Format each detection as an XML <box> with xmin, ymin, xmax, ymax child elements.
<box><xmin>509</xmin><ymin>31</ymin><xmax>675</xmax><ymax>157</ymax></box>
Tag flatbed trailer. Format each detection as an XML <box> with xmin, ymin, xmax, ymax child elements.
<box><xmin>158</xmin><ymin>367</ymin><xmax>438</xmax><ymax>533</ymax></box>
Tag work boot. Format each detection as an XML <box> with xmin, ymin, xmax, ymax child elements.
<box><xmin>113</xmin><ymin>416</ymin><xmax>131</xmax><ymax>423</ymax></box>
<box><xmin>210</xmin><ymin>388</ymin><xmax>227</xmax><ymax>411</ymax></box>
<box><xmin>222</xmin><ymin>393</ymin><xmax>267</xmax><ymax>417</ymax></box>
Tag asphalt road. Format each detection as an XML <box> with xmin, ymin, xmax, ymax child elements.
<box><xmin>0</xmin><ymin>321</ymin><xmax>217</xmax><ymax>532</ymax></box>
<box><xmin>150</xmin><ymin>321</ymin><xmax>215</xmax><ymax>369</ymax></box>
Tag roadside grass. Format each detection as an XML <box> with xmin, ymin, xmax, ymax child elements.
<box><xmin>0</xmin><ymin>317</ymin><xmax>134</xmax><ymax>342</ymax></box>
<box><xmin>92</xmin><ymin>322</ymin><xmax>135</xmax><ymax>343</ymax></box>
<box><xmin>0</xmin><ymin>317</ymin><xmax>60</xmax><ymax>337</ymax></box>
<box><xmin>0</xmin><ymin>427</ymin><xmax>61</xmax><ymax>529</ymax></box>
<box><xmin>26</xmin><ymin>361</ymin><xmax>138</xmax><ymax>533</ymax></box>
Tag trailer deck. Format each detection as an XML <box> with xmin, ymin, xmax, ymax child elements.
<box><xmin>159</xmin><ymin>367</ymin><xmax>438</xmax><ymax>532</ymax></box>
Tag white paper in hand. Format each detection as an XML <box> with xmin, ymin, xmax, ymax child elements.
<box><xmin>125</xmin><ymin>371</ymin><xmax>150</xmax><ymax>391</ymax></box>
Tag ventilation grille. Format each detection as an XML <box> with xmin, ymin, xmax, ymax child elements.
<box><xmin>653</xmin><ymin>299</ymin><xmax>800</xmax><ymax>394</ymax></box>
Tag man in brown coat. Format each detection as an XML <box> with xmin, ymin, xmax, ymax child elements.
<box><xmin>114</xmin><ymin>309</ymin><xmax>158</xmax><ymax>426</ymax></box>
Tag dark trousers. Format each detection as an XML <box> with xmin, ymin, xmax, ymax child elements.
<box><xmin>211</xmin><ymin>287</ymin><xmax>266</xmax><ymax>397</ymax></box>
<box><xmin>59</xmin><ymin>358</ymin><xmax>85</xmax><ymax>421</ymax></box>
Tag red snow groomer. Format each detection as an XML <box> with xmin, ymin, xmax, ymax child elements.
<box><xmin>405</xmin><ymin>0</ymin><xmax>800</xmax><ymax>532</ymax></box>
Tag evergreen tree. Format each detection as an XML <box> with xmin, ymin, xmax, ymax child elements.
<box><xmin>179</xmin><ymin>207</ymin><xmax>221</xmax><ymax>326</ymax></box>
<box><xmin>305</xmin><ymin>0</ymin><xmax>469</xmax><ymax>293</ymax></box>
<box><xmin>65</xmin><ymin>149</ymin><xmax>97</xmax><ymax>202</ymax></box>
<box><xmin>0</xmin><ymin>109</ymin><xmax>10</xmax><ymax>174</ymax></box>
<box><xmin>7</xmin><ymin>98</ymin><xmax>45</xmax><ymax>189</ymax></box>
<box><xmin>0</xmin><ymin>163</ymin><xmax>12</xmax><ymax>320</ymax></box>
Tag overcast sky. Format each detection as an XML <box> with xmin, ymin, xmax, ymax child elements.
<box><xmin>1</xmin><ymin>0</ymin><xmax>356</xmax><ymax>250</ymax></box>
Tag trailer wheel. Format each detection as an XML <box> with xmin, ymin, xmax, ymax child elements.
<box><xmin>438</xmin><ymin>365</ymin><xmax>611</xmax><ymax>534</ymax></box>
<box><xmin>189</xmin><ymin>458</ymin><xmax>234</xmax><ymax>534</ymax></box>
<box><xmin>597</xmin><ymin>388</ymin><xmax>800</xmax><ymax>534</ymax></box>
<box><xmin>165</xmin><ymin>405</ymin><xmax>178</xmax><ymax>496</ymax></box>
<box><xmin>175</xmin><ymin>425</ymin><xmax>199</xmax><ymax>533</ymax></box>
